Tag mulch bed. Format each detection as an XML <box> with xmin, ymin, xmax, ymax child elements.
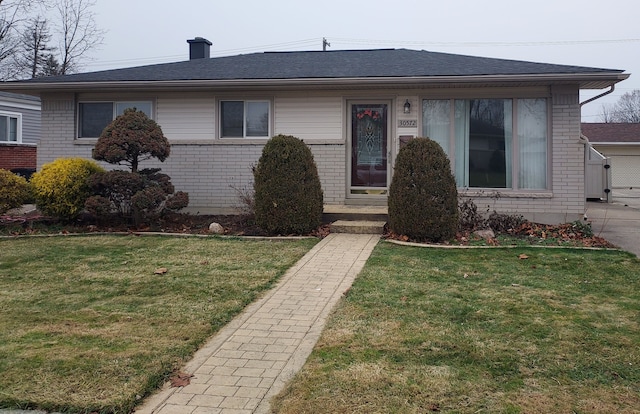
<box><xmin>1</xmin><ymin>210</ymin><xmax>615</xmax><ymax>248</ymax></box>
<box><xmin>0</xmin><ymin>211</ymin><xmax>331</xmax><ymax>238</ymax></box>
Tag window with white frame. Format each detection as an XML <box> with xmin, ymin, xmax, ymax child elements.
<box><xmin>0</xmin><ymin>112</ymin><xmax>20</xmax><ymax>142</ymax></box>
<box><xmin>220</xmin><ymin>100</ymin><xmax>270</xmax><ymax>138</ymax></box>
<box><xmin>422</xmin><ymin>98</ymin><xmax>548</xmax><ymax>190</ymax></box>
<box><xmin>78</xmin><ymin>101</ymin><xmax>153</xmax><ymax>138</ymax></box>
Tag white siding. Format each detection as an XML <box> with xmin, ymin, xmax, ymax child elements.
<box><xmin>156</xmin><ymin>98</ymin><xmax>215</xmax><ymax>141</ymax></box>
<box><xmin>274</xmin><ymin>96</ymin><xmax>343</xmax><ymax>141</ymax></box>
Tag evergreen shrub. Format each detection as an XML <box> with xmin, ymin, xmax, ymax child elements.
<box><xmin>93</xmin><ymin>108</ymin><xmax>170</xmax><ymax>173</ymax></box>
<box><xmin>0</xmin><ymin>169</ymin><xmax>31</xmax><ymax>214</ymax></box>
<box><xmin>388</xmin><ymin>137</ymin><xmax>458</xmax><ymax>242</ymax></box>
<box><xmin>30</xmin><ymin>158</ymin><xmax>104</xmax><ymax>220</ymax></box>
<box><xmin>253</xmin><ymin>134</ymin><xmax>323</xmax><ymax>235</ymax></box>
<box><xmin>88</xmin><ymin>109</ymin><xmax>188</xmax><ymax>224</ymax></box>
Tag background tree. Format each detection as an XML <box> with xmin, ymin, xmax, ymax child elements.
<box><xmin>0</xmin><ymin>0</ymin><xmax>37</xmax><ymax>79</ymax></box>
<box><xmin>54</xmin><ymin>0</ymin><xmax>103</xmax><ymax>75</ymax></box>
<box><xmin>0</xmin><ymin>0</ymin><xmax>103</xmax><ymax>79</ymax></box>
<box><xmin>600</xmin><ymin>90</ymin><xmax>640</xmax><ymax>123</ymax></box>
<box><xmin>16</xmin><ymin>16</ymin><xmax>53</xmax><ymax>78</ymax></box>
<box><xmin>37</xmin><ymin>52</ymin><xmax>61</xmax><ymax>76</ymax></box>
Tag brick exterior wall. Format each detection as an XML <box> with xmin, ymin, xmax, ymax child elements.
<box><xmin>460</xmin><ymin>86</ymin><xmax>585</xmax><ymax>223</ymax></box>
<box><xmin>0</xmin><ymin>143</ymin><xmax>37</xmax><ymax>172</ymax></box>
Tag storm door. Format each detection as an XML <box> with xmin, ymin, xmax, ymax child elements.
<box><xmin>349</xmin><ymin>103</ymin><xmax>389</xmax><ymax>195</ymax></box>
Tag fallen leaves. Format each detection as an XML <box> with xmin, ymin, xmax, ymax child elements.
<box><xmin>169</xmin><ymin>371</ymin><xmax>193</xmax><ymax>387</ymax></box>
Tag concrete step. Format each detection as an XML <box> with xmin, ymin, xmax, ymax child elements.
<box><xmin>330</xmin><ymin>220</ymin><xmax>386</xmax><ymax>234</ymax></box>
<box><xmin>322</xmin><ymin>205</ymin><xmax>388</xmax><ymax>223</ymax></box>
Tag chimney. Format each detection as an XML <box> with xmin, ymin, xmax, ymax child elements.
<box><xmin>187</xmin><ymin>37</ymin><xmax>212</xmax><ymax>60</ymax></box>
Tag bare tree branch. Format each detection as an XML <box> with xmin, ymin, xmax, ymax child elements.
<box><xmin>608</xmin><ymin>90</ymin><xmax>640</xmax><ymax>123</ymax></box>
<box><xmin>54</xmin><ymin>0</ymin><xmax>104</xmax><ymax>74</ymax></box>
<box><xmin>599</xmin><ymin>104</ymin><xmax>615</xmax><ymax>123</ymax></box>
<box><xmin>0</xmin><ymin>0</ymin><xmax>102</xmax><ymax>79</ymax></box>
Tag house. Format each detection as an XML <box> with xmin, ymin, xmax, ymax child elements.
<box><xmin>0</xmin><ymin>92</ymin><xmax>41</xmax><ymax>178</ymax></box>
<box><xmin>0</xmin><ymin>38</ymin><xmax>629</xmax><ymax>223</ymax></box>
<box><xmin>582</xmin><ymin>123</ymin><xmax>640</xmax><ymax>189</ymax></box>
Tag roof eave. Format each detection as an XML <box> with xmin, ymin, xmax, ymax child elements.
<box><xmin>0</xmin><ymin>72</ymin><xmax>629</xmax><ymax>94</ymax></box>
<box><xmin>591</xmin><ymin>141</ymin><xmax>640</xmax><ymax>145</ymax></box>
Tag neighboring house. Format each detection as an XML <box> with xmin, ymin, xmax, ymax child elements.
<box><xmin>0</xmin><ymin>91</ymin><xmax>41</xmax><ymax>178</ymax></box>
<box><xmin>0</xmin><ymin>38</ymin><xmax>629</xmax><ymax>223</ymax></box>
<box><xmin>582</xmin><ymin>123</ymin><xmax>640</xmax><ymax>189</ymax></box>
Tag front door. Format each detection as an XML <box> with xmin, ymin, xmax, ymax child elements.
<box><xmin>349</xmin><ymin>102</ymin><xmax>389</xmax><ymax>195</ymax></box>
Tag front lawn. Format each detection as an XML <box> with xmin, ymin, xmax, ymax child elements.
<box><xmin>0</xmin><ymin>235</ymin><xmax>317</xmax><ymax>413</ymax></box>
<box><xmin>272</xmin><ymin>244</ymin><xmax>640</xmax><ymax>413</ymax></box>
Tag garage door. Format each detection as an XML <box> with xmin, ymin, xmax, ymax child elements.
<box><xmin>610</xmin><ymin>155</ymin><xmax>640</xmax><ymax>188</ymax></box>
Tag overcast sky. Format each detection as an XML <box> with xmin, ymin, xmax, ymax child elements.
<box><xmin>84</xmin><ymin>0</ymin><xmax>639</xmax><ymax>122</ymax></box>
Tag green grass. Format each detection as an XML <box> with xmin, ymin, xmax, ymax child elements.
<box><xmin>272</xmin><ymin>243</ymin><xmax>640</xmax><ymax>414</ymax></box>
<box><xmin>0</xmin><ymin>235</ymin><xmax>317</xmax><ymax>413</ymax></box>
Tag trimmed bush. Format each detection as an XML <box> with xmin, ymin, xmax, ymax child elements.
<box><xmin>85</xmin><ymin>170</ymin><xmax>146</xmax><ymax>217</ymax></box>
<box><xmin>86</xmin><ymin>170</ymin><xmax>189</xmax><ymax>225</ymax></box>
<box><xmin>388</xmin><ymin>137</ymin><xmax>458</xmax><ymax>242</ymax></box>
<box><xmin>0</xmin><ymin>169</ymin><xmax>31</xmax><ymax>214</ymax></box>
<box><xmin>31</xmin><ymin>158</ymin><xmax>104</xmax><ymax>220</ymax></box>
<box><xmin>253</xmin><ymin>134</ymin><xmax>323</xmax><ymax>235</ymax></box>
<box><xmin>88</xmin><ymin>109</ymin><xmax>188</xmax><ymax>225</ymax></box>
<box><xmin>93</xmin><ymin>108</ymin><xmax>170</xmax><ymax>173</ymax></box>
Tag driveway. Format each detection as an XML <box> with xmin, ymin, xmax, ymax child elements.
<box><xmin>586</xmin><ymin>189</ymin><xmax>640</xmax><ymax>257</ymax></box>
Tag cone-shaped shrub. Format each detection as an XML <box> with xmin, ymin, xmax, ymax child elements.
<box><xmin>388</xmin><ymin>137</ymin><xmax>458</xmax><ymax>242</ymax></box>
<box><xmin>254</xmin><ymin>134</ymin><xmax>323</xmax><ymax>235</ymax></box>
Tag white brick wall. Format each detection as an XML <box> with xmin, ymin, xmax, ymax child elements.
<box><xmin>462</xmin><ymin>86</ymin><xmax>585</xmax><ymax>223</ymax></box>
<box><xmin>38</xmin><ymin>88</ymin><xmax>587</xmax><ymax>223</ymax></box>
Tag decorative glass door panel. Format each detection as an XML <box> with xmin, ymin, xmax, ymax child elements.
<box><xmin>350</xmin><ymin>103</ymin><xmax>388</xmax><ymax>194</ymax></box>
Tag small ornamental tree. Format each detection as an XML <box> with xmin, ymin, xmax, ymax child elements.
<box><xmin>253</xmin><ymin>134</ymin><xmax>323</xmax><ymax>235</ymax></box>
<box><xmin>93</xmin><ymin>108</ymin><xmax>170</xmax><ymax>173</ymax></box>
<box><xmin>87</xmin><ymin>108</ymin><xmax>188</xmax><ymax>224</ymax></box>
<box><xmin>388</xmin><ymin>137</ymin><xmax>458</xmax><ymax>242</ymax></box>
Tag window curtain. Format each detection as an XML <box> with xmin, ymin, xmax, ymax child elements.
<box><xmin>504</xmin><ymin>100</ymin><xmax>513</xmax><ymax>189</ymax></box>
<box><xmin>454</xmin><ymin>100</ymin><xmax>469</xmax><ymax>187</ymax></box>
<box><xmin>517</xmin><ymin>99</ymin><xmax>547</xmax><ymax>189</ymax></box>
<box><xmin>422</xmin><ymin>100</ymin><xmax>451</xmax><ymax>157</ymax></box>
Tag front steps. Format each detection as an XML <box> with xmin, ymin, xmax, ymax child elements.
<box><xmin>323</xmin><ymin>205</ymin><xmax>388</xmax><ymax>235</ymax></box>
<box><xmin>330</xmin><ymin>220</ymin><xmax>387</xmax><ymax>234</ymax></box>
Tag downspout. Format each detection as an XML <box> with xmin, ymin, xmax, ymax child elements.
<box><xmin>579</xmin><ymin>84</ymin><xmax>616</xmax><ymax>144</ymax></box>
<box><xmin>579</xmin><ymin>85</ymin><xmax>615</xmax><ymax>206</ymax></box>
<box><xmin>580</xmin><ymin>84</ymin><xmax>615</xmax><ymax>108</ymax></box>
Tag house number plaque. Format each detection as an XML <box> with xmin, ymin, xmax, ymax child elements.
<box><xmin>398</xmin><ymin>119</ymin><xmax>417</xmax><ymax>128</ymax></box>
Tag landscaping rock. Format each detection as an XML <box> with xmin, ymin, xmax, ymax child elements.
<box><xmin>208</xmin><ymin>222</ymin><xmax>224</xmax><ymax>234</ymax></box>
<box><xmin>474</xmin><ymin>229</ymin><xmax>495</xmax><ymax>240</ymax></box>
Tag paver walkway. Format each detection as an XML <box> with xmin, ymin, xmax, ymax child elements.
<box><xmin>135</xmin><ymin>233</ymin><xmax>380</xmax><ymax>414</ymax></box>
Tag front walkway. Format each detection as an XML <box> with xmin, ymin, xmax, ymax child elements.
<box><xmin>136</xmin><ymin>233</ymin><xmax>380</xmax><ymax>414</ymax></box>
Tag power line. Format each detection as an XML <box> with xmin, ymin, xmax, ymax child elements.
<box><xmin>83</xmin><ymin>36</ymin><xmax>640</xmax><ymax>70</ymax></box>
<box><xmin>84</xmin><ymin>38</ymin><xmax>321</xmax><ymax>70</ymax></box>
<box><xmin>330</xmin><ymin>37</ymin><xmax>640</xmax><ymax>48</ymax></box>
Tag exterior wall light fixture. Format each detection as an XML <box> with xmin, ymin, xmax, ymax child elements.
<box><xmin>403</xmin><ymin>99</ymin><xmax>411</xmax><ymax>114</ymax></box>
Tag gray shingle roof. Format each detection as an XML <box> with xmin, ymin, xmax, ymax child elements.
<box><xmin>14</xmin><ymin>48</ymin><xmax>625</xmax><ymax>84</ymax></box>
